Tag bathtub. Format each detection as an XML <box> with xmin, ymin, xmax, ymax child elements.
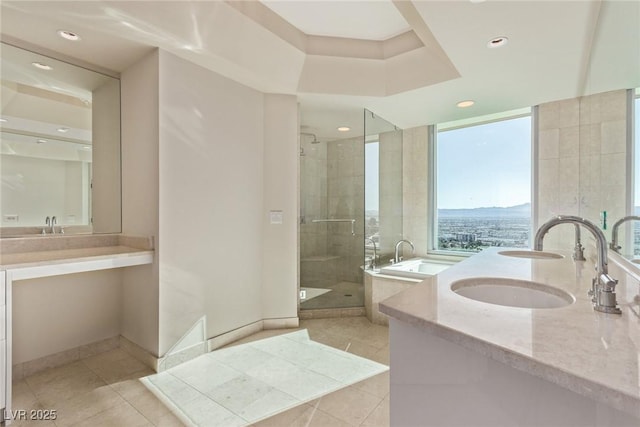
<box><xmin>365</xmin><ymin>257</ymin><xmax>458</xmax><ymax>325</ymax></box>
<box><xmin>379</xmin><ymin>258</ymin><xmax>455</xmax><ymax>279</ymax></box>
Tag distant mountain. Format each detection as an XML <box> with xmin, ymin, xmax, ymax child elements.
<box><xmin>438</xmin><ymin>203</ymin><xmax>531</xmax><ymax>218</ymax></box>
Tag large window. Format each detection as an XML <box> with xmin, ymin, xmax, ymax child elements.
<box><xmin>431</xmin><ymin>109</ymin><xmax>532</xmax><ymax>253</ymax></box>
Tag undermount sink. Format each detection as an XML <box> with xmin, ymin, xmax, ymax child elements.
<box><xmin>498</xmin><ymin>250</ymin><xmax>563</xmax><ymax>260</ymax></box>
<box><xmin>451</xmin><ymin>277</ymin><xmax>574</xmax><ymax>309</ymax></box>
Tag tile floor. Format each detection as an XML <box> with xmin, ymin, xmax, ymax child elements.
<box><xmin>144</xmin><ymin>329</ymin><xmax>387</xmax><ymax>426</ymax></box>
<box><xmin>11</xmin><ymin>317</ymin><xmax>390</xmax><ymax>427</ymax></box>
<box><xmin>299</xmin><ymin>282</ymin><xmax>364</xmax><ymax>310</ymax></box>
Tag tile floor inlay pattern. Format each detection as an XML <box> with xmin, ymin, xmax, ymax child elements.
<box><xmin>141</xmin><ymin>329</ymin><xmax>388</xmax><ymax>426</ymax></box>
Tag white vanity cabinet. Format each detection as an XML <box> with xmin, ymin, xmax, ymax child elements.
<box><xmin>380</xmin><ymin>248</ymin><xmax>640</xmax><ymax>425</ymax></box>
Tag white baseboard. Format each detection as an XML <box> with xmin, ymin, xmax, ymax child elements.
<box><xmin>207</xmin><ymin>317</ymin><xmax>300</xmax><ymax>351</ymax></box>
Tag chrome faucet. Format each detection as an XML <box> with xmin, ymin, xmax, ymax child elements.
<box><xmin>572</xmin><ymin>224</ymin><xmax>586</xmax><ymax>261</ymax></box>
<box><xmin>43</xmin><ymin>216</ymin><xmax>51</xmax><ymax>234</ymax></box>
<box><xmin>365</xmin><ymin>237</ymin><xmax>378</xmax><ymax>270</ymax></box>
<box><xmin>609</xmin><ymin>215</ymin><xmax>640</xmax><ymax>253</ymax></box>
<box><xmin>394</xmin><ymin>239</ymin><xmax>415</xmax><ymax>264</ymax></box>
<box><xmin>50</xmin><ymin>216</ymin><xmax>57</xmax><ymax>234</ymax></box>
<box><xmin>535</xmin><ymin>215</ymin><xmax>621</xmax><ymax>314</ymax></box>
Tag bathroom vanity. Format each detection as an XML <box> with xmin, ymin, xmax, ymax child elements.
<box><xmin>380</xmin><ymin>248</ymin><xmax>640</xmax><ymax>426</ymax></box>
<box><xmin>0</xmin><ymin>234</ymin><xmax>153</xmax><ymax>423</ymax></box>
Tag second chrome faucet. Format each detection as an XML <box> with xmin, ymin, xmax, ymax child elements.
<box><xmin>609</xmin><ymin>215</ymin><xmax>640</xmax><ymax>253</ymax></box>
<box><xmin>43</xmin><ymin>215</ymin><xmax>58</xmax><ymax>234</ymax></box>
<box><xmin>535</xmin><ymin>215</ymin><xmax>621</xmax><ymax>314</ymax></box>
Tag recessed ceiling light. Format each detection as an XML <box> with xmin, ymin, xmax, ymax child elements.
<box><xmin>0</xmin><ymin>118</ymin><xmax>7</xmax><ymax>123</ymax></box>
<box><xmin>37</xmin><ymin>139</ymin><xmax>47</xmax><ymax>144</ymax></box>
<box><xmin>470</xmin><ymin>0</ymin><xmax>487</xmax><ymax>3</ymax></box>
<box><xmin>32</xmin><ymin>62</ymin><xmax>53</xmax><ymax>70</ymax></box>
<box><xmin>57</xmin><ymin>127</ymin><xmax>70</xmax><ymax>133</ymax></box>
<box><xmin>82</xmin><ymin>146</ymin><xmax>91</xmax><ymax>150</ymax></box>
<box><xmin>457</xmin><ymin>100</ymin><xmax>475</xmax><ymax>108</ymax></box>
<box><xmin>57</xmin><ymin>30</ymin><xmax>81</xmax><ymax>41</ymax></box>
<box><xmin>337</xmin><ymin>126</ymin><xmax>350</xmax><ymax>132</ymax></box>
<box><xmin>487</xmin><ymin>36</ymin><xmax>509</xmax><ymax>48</ymax></box>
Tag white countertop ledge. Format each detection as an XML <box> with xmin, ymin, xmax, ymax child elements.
<box><xmin>1</xmin><ymin>246</ymin><xmax>154</xmax><ymax>280</ymax></box>
<box><xmin>379</xmin><ymin>247</ymin><xmax>640</xmax><ymax>418</ymax></box>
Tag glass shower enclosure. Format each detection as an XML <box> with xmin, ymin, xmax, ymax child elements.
<box><xmin>299</xmin><ymin>110</ymin><xmax>402</xmax><ymax>311</ymax></box>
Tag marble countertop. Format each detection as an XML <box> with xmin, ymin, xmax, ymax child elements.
<box><xmin>0</xmin><ymin>245</ymin><xmax>153</xmax><ymax>270</ymax></box>
<box><xmin>0</xmin><ymin>234</ymin><xmax>154</xmax><ymax>273</ymax></box>
<box><xmin>379</xmin><ymin>247</ymin><xmax>640</xmax><ymax>418</ymax></box>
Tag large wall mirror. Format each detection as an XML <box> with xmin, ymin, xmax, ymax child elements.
<box><xmin>580</xmin><ymin>1</ymin><xmax>640</xmax><ymax>265</ymax></box>
<box><xmin>0</xmin><ymin>42</ymin><xmax>121</xmax><ymax>235</ymax></box>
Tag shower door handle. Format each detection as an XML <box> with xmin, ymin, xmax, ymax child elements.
<box><xmin>311</xmin><ymin>219</ymin><xmax>356</xmax><ymax>236</ymax></box>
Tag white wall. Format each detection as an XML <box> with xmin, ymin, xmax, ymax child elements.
<box><xmin>262</xmin><ymin>94</ymin><xmax>299</xmax><ymax>320</ymax></box>
<box><xmin>12</xmin><ymin>270</ymin><xmax>122</xmax><ymax>364</ymax></box>
<box><xmin>157</xmin><ymin>50</ymin><xmax>265</xmax><ymax>355</ymax></box>
<box><xmin>120</xmin><ymin>49</ymin><xmax>160</xmax><ymax>356</ymax></box>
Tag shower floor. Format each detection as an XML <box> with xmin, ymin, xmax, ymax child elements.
<box><xmin>300</xmin><ymin>281</ymin><xmax>363</xmax><ymax>309</ymax></box>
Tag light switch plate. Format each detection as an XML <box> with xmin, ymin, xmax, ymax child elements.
<box><xmin>269</xmin><ymin>210</ymin><xmax>283</xmax><ymax>224</ymax></box>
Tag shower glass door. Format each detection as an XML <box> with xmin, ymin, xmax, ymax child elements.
<box><xmin>299</xmin><ymin>128</ymin><xmax>365</xmax><ymax>310</ymax></box>
<box><xmin>298</xmin><ymin>109</ymin><xmax>403</xmax><ymax>311</ymax></box>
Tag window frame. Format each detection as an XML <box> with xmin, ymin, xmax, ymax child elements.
<box><xmin>427</xmin><ymin>109</ymin><xmax>534</xmax><ymax>257</ymax></box>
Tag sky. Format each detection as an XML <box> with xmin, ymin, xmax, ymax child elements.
<box><xmin>437</xmin><ymin>116</ymin><xmax>531</xmax><ymax>209</ymax></box>
<box><xmin>364</xmin><ymin>116</ymin><xmax>532</xmax><ymax>212</ymax></box>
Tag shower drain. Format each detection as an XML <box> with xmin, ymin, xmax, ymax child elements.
<box><xmin>344</xmin><ymin>294</ymin><xmax>352</xmax><ymax>297</ymax></box>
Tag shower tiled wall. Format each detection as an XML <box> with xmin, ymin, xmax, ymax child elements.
<box><xmin>402</xmin><ymin>126</ymin><xmax>429</xmax><ymax>257</ymax></box>
<box><xmin>299</xmin><ymin>136</ymin><xmax>335</xmax><ymax>288</ymax></box>
<box><xmin>327</xmin><ymin>136</ymin><xmax>365</xmax><ymax>284</ymax></box>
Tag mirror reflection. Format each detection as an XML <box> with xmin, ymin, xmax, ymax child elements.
<box><xmin>0</xmin><ymin>42</ymin><xmax>121</xmax><ymax>234</ymax></box>
<box><xmin>562</xmin><ymin>1</ymin><xmax>639</xmax><ymax>266</ymax></box>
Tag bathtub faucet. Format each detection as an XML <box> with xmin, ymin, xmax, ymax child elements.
<box><xmin>609</xmin><ymin>215</ymin><xmax>640</xmax><ymax>253</ymax></box>
<box><xmin>534</xmin><ymin>215</ymin><xmax>621</xmax><ymax>314</ymax></box>
<box><xmin>394</xmin><ymin>239</ymin><xmax>415</xmax><ymax>264</ymax></box>
<box><xmin>365</xmin><ymin>237</ymin><xmax>377</xmax><ymax>270</ymax></box>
